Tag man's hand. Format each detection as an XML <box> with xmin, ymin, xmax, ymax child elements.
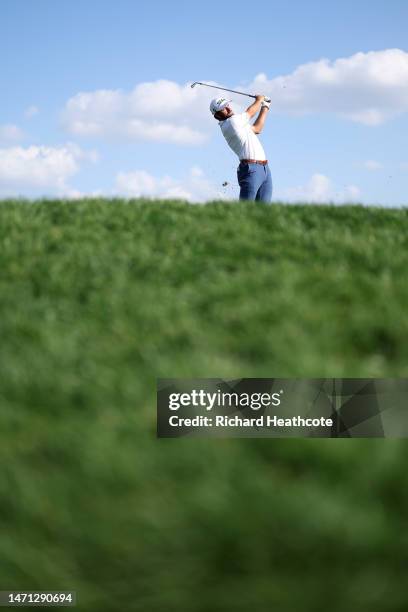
<box><xmin>247</xmin><ymin>95</ymin><xmax>265</xmax><ymax>118</ymax></box>
<box><xmin>261</xmin><ymin>100</ymin><xmax>271</xmax><ymax>110</ymax></box>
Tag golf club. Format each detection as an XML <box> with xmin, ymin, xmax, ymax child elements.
<box><xmin>191</xmin><ymin>81</ymin><xmax>271</xmax><ymax>104</ymax></box>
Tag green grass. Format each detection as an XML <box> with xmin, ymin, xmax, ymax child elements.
<box><xmin>1</xmin><ymin>198</ymin><xmax>408</xmax><ymax>611</ymax></box>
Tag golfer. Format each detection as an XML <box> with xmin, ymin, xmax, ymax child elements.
<box><xmin>210</xmin><ymin>95</ymin><xmax>272</xmax><ymax>202</ymax></box>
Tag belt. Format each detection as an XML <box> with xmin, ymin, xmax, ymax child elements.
<box><xmin>240</xmin><ymin>159</ymin><xmax>268</xmax><ymax>165</ymax></box>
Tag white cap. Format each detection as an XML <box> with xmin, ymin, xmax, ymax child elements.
<box><xmin>210</xmin><ymin>97</ymin><xmax>232</xmax><ymax>115</ymax></box>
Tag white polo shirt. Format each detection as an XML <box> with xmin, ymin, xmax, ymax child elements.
<box><xmin>219</xmin><ymin>111</ymin><xmax>266</xmax><ymax>161</ymax></box>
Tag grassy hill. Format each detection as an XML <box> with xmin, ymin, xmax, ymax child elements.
<box><xmin>1</xmin><ymin>198</ymin><xmax>408</xmax><ymax>611</ymax></box>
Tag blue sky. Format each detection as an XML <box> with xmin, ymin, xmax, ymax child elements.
<box><xmin>1</xmin><ymin>0</ymin><xmax>407</xmax><ymax>204</ymax></box>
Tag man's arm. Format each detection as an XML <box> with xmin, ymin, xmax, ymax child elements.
<box><xmin>245</xmin><ymin>95</ymin><xmax>265</xmax><ymax>119</ymax></box>
<box><xmin>251</xmin><ymin>104</ymin><xmax>269</xmax><ymax>134</ymax></box>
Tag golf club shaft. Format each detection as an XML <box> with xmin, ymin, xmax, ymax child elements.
<box><xmin>193</xmin><ymin>82</ymin><xmax>271</xmax><ymax>104</ymax></box>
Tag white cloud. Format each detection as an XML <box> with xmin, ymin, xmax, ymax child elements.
<box><xmin>115</xmin><ymin>166</ymin><xmax>229</xmax><ymax>202</ymax></box>
<box><xmin>24</xmin><ymin>105</ymin><xmax>39</xmax><ymax>119</ymax></box>
<box><xmin>344</xmin><ymin>185</ymin><xmax>361</xmax><ymax>200</ymax></box>
<box><xmin>63</xmin><ymin>188</ymin><xmax>104</xmax><ymax>200</ymax></box>
<box><xmin>248</xmin><ymin>49</ymin><xmax>408</xmax><ymax>125</ymax></box>
<box><xmin>60</xmin><ymin>49</ymin><xmax>408</xmax><ymax>149</ymax></box>
<box><xmin>283</xmin><ymin>173</ymin><xmax>361</xmax><ymax>203</ymax></box>
<box><xmin>0</xmin><ymin>124</ymin><xmax>24</xmax><ymax>143</ymax></box>
<box><xmin>0</xmin><ymin>143</ymin><xmax>98</xmax><ymax>197</ymax></box>
<box><xmin>363</xmin><ymin>160</ymin><xmax>383</xmax><ymax>171</ymax></box>
<box><xmin>62</xmin><ymin>80</ymin><xmax>214</xmax><ymax>145</ymax></box>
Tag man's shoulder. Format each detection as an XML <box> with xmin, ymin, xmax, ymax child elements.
<box><xmin>221</xmin><ymin>112</ymin><xmax>249</xmax><ymax>128</ymax></box>
<box><xmin>230</xmin><ymin>112</ymin><xmax>249</xmax><ymax>123</ymax></box>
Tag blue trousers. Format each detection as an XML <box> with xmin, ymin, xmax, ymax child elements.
<box><xmin>237</xmin><ymin>162</ymin><xmax>273</xmax><ymax>203</ymax></box>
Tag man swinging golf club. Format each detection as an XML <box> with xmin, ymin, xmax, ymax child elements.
<box><xmin>210</xmin><ymin>95</ymin><xmax>272</xmax><ymax>202</ymax></box>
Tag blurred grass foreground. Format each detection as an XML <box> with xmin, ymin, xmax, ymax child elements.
<box><xmin>1</xmin><ymin>198</ymin><xmax>408</xmax><ymax>611</ymax></box>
